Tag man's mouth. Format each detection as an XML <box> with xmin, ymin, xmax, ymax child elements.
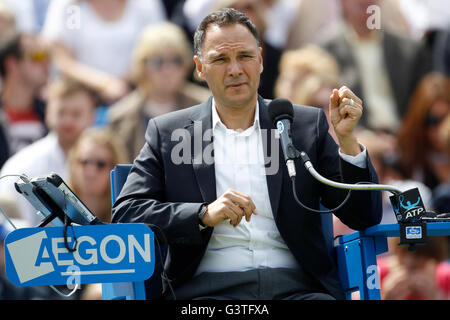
<box><xmin>227</xmin><ymin>82</ymin><xmax>246</xmax><ymax>89</ymax></box>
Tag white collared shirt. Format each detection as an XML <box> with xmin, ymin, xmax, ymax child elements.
<box><xmin>195</xmin><ymin>99</ymin><xmax>367</xmax><ymax>275</ymax></box>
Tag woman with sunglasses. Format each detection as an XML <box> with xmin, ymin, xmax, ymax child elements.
<box><xmin>66</xmin><ymin>127</ymin><xmax>127</xmax><ymax>299</ymax></box>
<box><xmin>397</xmin><ymin>72</ymin><xmax>450</xmax><ymax>191</ymax></box>
<box><xmin>108</xmin><ymin>22</ymin><xmax>211</xmax><ymax>162</ymax></box>
<box><xmin>67</xmin><ymin>127</ymin><xmax>127</xmax><ymax>223</ymax></box>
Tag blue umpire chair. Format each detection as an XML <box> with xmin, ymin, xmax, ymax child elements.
<box><xmin>102</xmin><ymin>164</ymin><xmax>166</xmax><ymax>300</ymax></box>
<box><xmin>102</xmin><ymin>164</ymin><xmax>384</xmax><ymax>300</ymax></box>
<box><xmin>102</xmin><ymin>164</ymin><xmax>450</xmax><ymax>300</ymax></box>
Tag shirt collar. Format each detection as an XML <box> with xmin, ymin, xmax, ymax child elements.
<box><xmin>211</xmin><ymin>98</ymin><xmax>260</xmax><ymax>136</ymax></box>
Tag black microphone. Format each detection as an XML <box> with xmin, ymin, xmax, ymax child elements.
<box><xmin>268</xmin><ymin>98</ymin><xmax>300</xmax><ymax>178</ymax></box>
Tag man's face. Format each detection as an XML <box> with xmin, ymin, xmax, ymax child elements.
<box><xmin>46</xmin><ymin>91</ymin><xmax>95</xmax><ymax>149</ymax></box>
<box><xmin>145</xmin><ymin>48</ymin><xmax>187</xmax><ymax>97</ymax></box>
<box><xmin>19</xmin><ymin>35</ymin><xmax>49</xmax><ymax>91</ymax></box>
<box><xmin>341</xmin><ymin>0</ymin><xmax>377</xmax><ymax>24</ymax></box>
<box><xmin>194</xmin><ymin>23</ymin><xmax>263</xmax><ymax>110</ymax></box>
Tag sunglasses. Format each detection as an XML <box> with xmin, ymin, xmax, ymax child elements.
<box><xmin>24</xmin><ymin>50</ymin><xmax>49</xmax><ymax>63</ymax></box>
<box><xmin>425</xmin><ymin>114</ymin><xmax>444</xmax><ymax>127</ymax></box>
<box><xmin>147</xmin><ymin>56</ymin><xmax>184</xmax><ymax>69</ymax></box>
<box><xmin>77</xmin><ymin>158</ymin><xmax>111</xmax><ymax>170</ymax></box>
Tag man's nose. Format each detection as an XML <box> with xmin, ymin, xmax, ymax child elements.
<box><xmin>227</xmin><ymin>59</ymin><xmax>243</xmax><ymax>77</ymax></box>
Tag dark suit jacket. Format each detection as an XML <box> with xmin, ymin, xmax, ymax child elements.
<box><xmin>111</xmin><ymin>95</ymin><xmax>382</xmax><ymax>299</ymax></box>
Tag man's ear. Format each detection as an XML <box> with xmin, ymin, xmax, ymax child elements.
<box><xmin>193</xmin><ymin>55</ymin><xmax>205</xmax><ymax>80</ymax></box>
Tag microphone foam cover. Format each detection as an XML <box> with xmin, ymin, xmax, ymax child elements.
<box><xmin>268</xmin><ymin>98</ymin><xmax>294</xmax><ymax>125</ymax></box>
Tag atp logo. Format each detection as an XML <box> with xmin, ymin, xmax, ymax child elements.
<box><xmin>389</xmin><ymin>188</ymin><xmax>426</xmax><ymax>222</ymax></box>
<box><xmin>399</xmin><ymin>195</ymin><xmax>424</xmax><ymax>220</ymax></box>
<box><xmin>277</xmin><ymin>121</ymin><xmax>285</xmax><ymax>134</ymax></box>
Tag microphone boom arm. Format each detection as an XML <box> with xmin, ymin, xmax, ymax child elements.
<box><xmin>298</xmin><ymin>151</ymin><xmax>402</xmax><ymax>195</ymax></box>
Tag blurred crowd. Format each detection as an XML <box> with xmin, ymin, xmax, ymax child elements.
<box><xmin>0</xmin><ymin>0</ymin><xmax>448</xmax><ymax>300</ymax></box>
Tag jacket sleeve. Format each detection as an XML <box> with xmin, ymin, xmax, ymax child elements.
<box><xmin>111</xmin><ymin>118</ymin><xmax>206</xmax><ymax>245</ymax></box>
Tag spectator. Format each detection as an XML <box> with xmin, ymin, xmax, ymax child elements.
<box><xmin>0</xmin><ymin>2</ymin><xmax>17</xmax><ymax>169</ymax></box>
<box><xmin>108</xmin><ymin>22</ymin><xmax>210</xmax><ymax>162</ymax></box>
<box><xmin>42</xmin><ymin>0</ymin><xmax>167</xmax><ymax>105</ymax></box>
<box><xmin>67</xmin><ymin>127</ymin><xmax>127</xmax><ymax>223</ymax></box>
<box><xmin>275</xmin><ymin>44</ymin><xmax>341</xmax><ymax>142</ymax></box>
<box><xmin>320</xmin><ymin>0</ymin><xmax>432</xmax><ymax>133</ymax></box>
<box><xmin>397</xmin><ymin>73</ymin><xmax>450</xmax><ymax>191</ymax></box>
<box><xmin>0</xmin><ymin>32</ymin><xmax>49</xmax><ymax>158</ymax></box>
<box><xmin>440</xmin><ymin>113</ymin><xmax>450</xmax><ymax>151</ymax></box>
<box><xmin>431</xmin><ymin>112</ymin><xmax>450</xmax><ymax>214</ymax></box>
<box><xmin>65</xmin><ymin>127</ymin><xmax>127</xmax><ymax>300</ymax></box>
<box><xmin>356</xmin><ymin>129</ymin><xmax>432</xmax><ymax>225</ymax></box>
<box><xmin>284</xmin><ymin>0</ymin><xmax>343</xmax><ymax>49</ymax></box>
<box><xmin>378</xmin><ymin>236</ymin><xmax>450</xmax><ymax>300</ymax></box>
<box><xmin>0</xmin><ymin>77</ymin><xmax>96</xmax><ymax>226</ymax></box>
<box><xmin>284</xmin><ymin>0</ymin><xmax>411</xmax><ymax>50</ymax></box>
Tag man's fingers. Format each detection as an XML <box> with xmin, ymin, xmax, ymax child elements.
<box><xmin>338</xmin><ymin>104</ymin><xmax>362</xmax><ymax>119</ymax></box>
<box><xmin>227</xmin><ymin>200</ymin><xmax>247</xmax><ymax>224</ymax></box>
<box><xmin>224</xmin><ymin>206</ymin><xmax>241</xmax><ymax>227</ymax></box>
<box><xmin>329</xmin><ymin>88</ymin><xmax>340</xmax><ymax>110</ymax></box>
<box><xmin>211</xmin><ymin>189</ymin><xmax>258</xmax><ymax>226</ymax></box>
<box><xmin>339</xmin><ymin>98</ymin><xmax>363</xmax><ymax>112</ymax></box>
<box><xmin>338</xmin><ymin>86</ymin><xmax>362</xmax><ymax>105</ymax></box>
<box><xmin>226</xmin><ymin>189</ymin><xmax>257</xmax><ymax>217</ymax></box>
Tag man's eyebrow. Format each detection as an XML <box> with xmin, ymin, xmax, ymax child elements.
<box><xmin>208</xmin><ymin>49</ymin><xmax>257</xmax><ymax>60</ymax></box>
<box><xmin>238</xmin><ymin>50</ymin><xmax>256</xmax><ymax>55</ymax></box>
<box><xmin>209</xmin><ymin>52</ymin><xmax>226</xmax><ymax>60</ymax></box>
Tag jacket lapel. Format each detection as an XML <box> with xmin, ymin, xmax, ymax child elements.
<box><xmin>258</xmin><ymin>96</ymin><xmax>283</xmax><ymax>218</ymax></box>
<box><xmin>188</xmin><ymin>97</ymin><xmax>217</xmax><ymax>203</ymax></box>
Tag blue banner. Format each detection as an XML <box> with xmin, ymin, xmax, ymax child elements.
<box><xmin>5</xmin><ymin>224</ymin><xmax>155</xmax><ymax>287</ymax></box>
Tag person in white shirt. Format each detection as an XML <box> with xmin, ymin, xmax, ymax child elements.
<box><xmin>0</xmin><ymin>78</ymin><xmax>96</xmax><ymax>226</ymax></box>
<box><xmin>112</xmin><ymin>8</ymin><xmax>382</xmax><ymax>300</ymax></box>
<box><xmin>41</xmin><ymin>0</ymin><xmax>167</xmax><ymax>104</ymax></box>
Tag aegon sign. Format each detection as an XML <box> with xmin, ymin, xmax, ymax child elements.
<box><xmin>5</xmin><ymin>224</ymin><xmax>155</xmax><ymax>286</ymax></box>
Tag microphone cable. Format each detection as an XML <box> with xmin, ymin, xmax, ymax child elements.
<box><xmin>291</xmin><ymin>176</ymin><xmax>352</xmax><ymax>214</ymax></box>
<box><xmin>291</xmin><ymin>152</ymin><xmax>402</xmax><ymax>214</ymax></box>
<box><xmin>291</xmin><ymin>177</ymin><xmax>383</xmax><ymax>214</ymax></box>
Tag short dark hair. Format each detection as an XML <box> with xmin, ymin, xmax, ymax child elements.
<box><xmin>0</xmin><ymin>32</ymin><xmax>21</xmax><ymax>77</ymax></box>
<box><xmin>193</xmin><ymin>7</ymin><xmax>260</xmax><ymax>60</ymax></box>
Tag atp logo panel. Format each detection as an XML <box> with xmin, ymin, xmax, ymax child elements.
<box><xmin>5</xmin><ymin>224</ymin><xmax>155</xmax><ymax>287</ymax></box>
<box><xmin>389</xmin><ymin>188</ymin><xmax>426</xmax><ymax>222</ymax></box>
